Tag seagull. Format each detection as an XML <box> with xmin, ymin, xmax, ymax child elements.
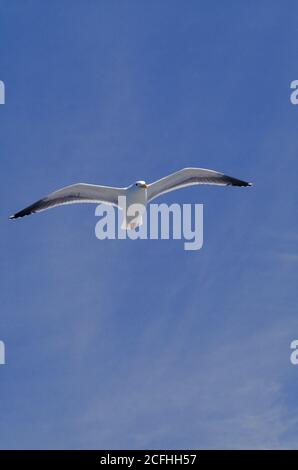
<box><xmin>9</xmin><ymin>167</ymin><xmax>252</xmax><ymax>228</ymax></box>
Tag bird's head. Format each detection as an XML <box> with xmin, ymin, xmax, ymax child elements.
<box><xmin>134</xmin><ymin>181</ymin><xmax>148</xmax><ymax>189</ymax></box>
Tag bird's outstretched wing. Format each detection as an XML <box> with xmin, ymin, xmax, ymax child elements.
<box><xmin>147</xmin><ymin>167</ymin><xmax>252</xmax><ymax>202</ymax></box>
<box><xmin>10</xmin><ymin>183</ymin><xmax>123</xmax><ymax>219</ymax></box>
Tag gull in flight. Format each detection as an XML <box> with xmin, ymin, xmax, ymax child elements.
<box><xmin>10</xmin><ymin>167</ymin><xmax>252</xmax><ymax>228</ymax></box>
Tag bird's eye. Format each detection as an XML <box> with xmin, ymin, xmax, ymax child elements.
<box><xmin>135</xmin><ymin>183</ymin><xmax>138</xmax><ymax>186</ymax></box>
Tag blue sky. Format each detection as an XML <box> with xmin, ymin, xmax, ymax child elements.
<box><xmin>1</xmin><ymin>0</ymin><xmax>298</xmax><ymax>449</ymax></box>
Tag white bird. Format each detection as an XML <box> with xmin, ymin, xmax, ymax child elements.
<box><xmin>9</xmin><ymin>167</ymin><xmax>252</xmax><ymax>228</ymax></box>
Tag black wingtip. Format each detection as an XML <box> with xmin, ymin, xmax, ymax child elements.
<box><xmin>228</xmin><ymin>177</ymin><xmax>253</xmax><ymax>187</ymax></box>
<box><xmin>9</xmin><ymin>211</ymin><xmax>24</xmax><ymax>220</ymax></box>
<box><xmin>9</xmin><ymin>209</ymin><xmax>36</xmax><ymax>219</ymax></box>
<box><xmin>9</xmin><ymin>213</ymin><xmax>24</xmax><ymax>220</ymax></box>
<box><xmin>8</xmin><ymin>199</ymin><xmax>43</xmax><ymax>220</ymax></box>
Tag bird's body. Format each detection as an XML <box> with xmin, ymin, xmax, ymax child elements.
<box><xmin>10</xmin><ymin>167</ymin><xmax>252</xmax><ymax>226</ymax></box>
<box><xmin>121</xmin><ymin>182</ymin><xmax>148</xmax><ymax>229</ymax></box>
